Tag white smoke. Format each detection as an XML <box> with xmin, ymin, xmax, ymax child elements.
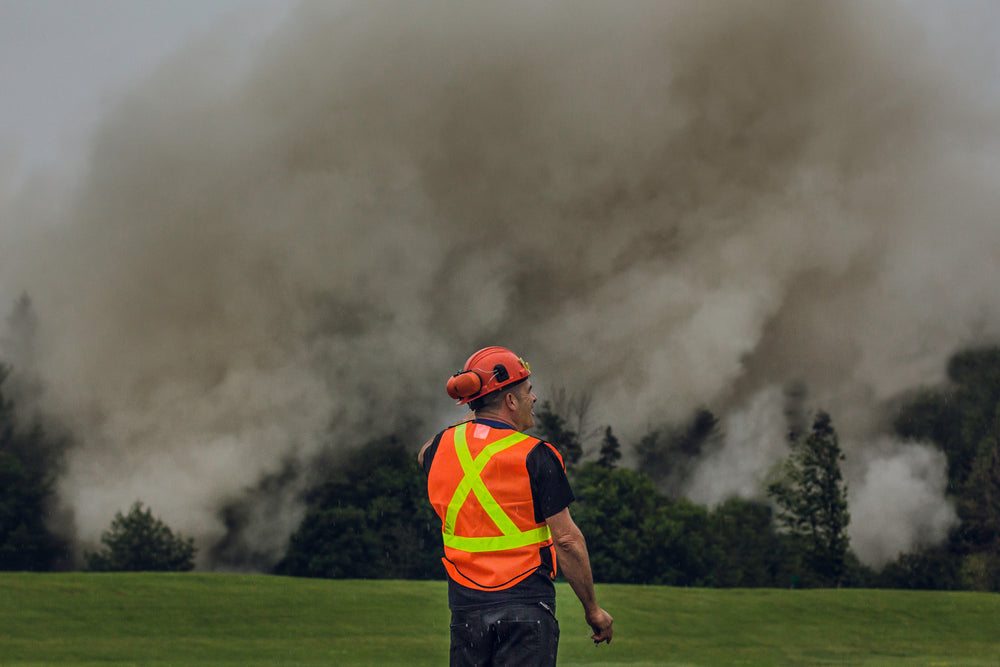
<box><xmin>684</xmin><ymin>389</ymin><xmax>959</xmax><ymax>566</ymax></box>
<box><xmin>685</xmin><ymin>387</ymin><xmax>790</xmax><ymax>505</ymax></box>
<box><xmin>848</xmin><ymin>440</ymin><xmax>957</xmax><ymax>567</ymax></box>
<box><xmin>2</xmin><ymin>0</ymin><xmax>997</xmax><ymax>567</ymax></box>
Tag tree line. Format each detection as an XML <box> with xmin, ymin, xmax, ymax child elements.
<box><xmin>3</xmin><ymin>342</ymin><xmax>1000</xmax><ymax>590</ymax></box>
<box><xmin>275</xmin><ymin>410</ymin><xmax>854</xmax><ymax>588</ymax></box>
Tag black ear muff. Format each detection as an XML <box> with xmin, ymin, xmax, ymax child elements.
<box><xmin>492</xmin><ymin>364</ymin><xmax>509</xmax><ymax>383</ymax></box>
<box><xmin>447</xmin><ymin>370</ymin><xmax>482</xmax><ymax>400</ymax></box>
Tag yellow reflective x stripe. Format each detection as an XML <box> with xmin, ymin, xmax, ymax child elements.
<box><xmin>443</xmin><ymin>423</ymin><xmax>527</xmax><ymax>535</ymax></box>
<box><xmin>442</xmin><ymin>422</ymin><xmax>552</xmax><ymax>553</ymax></box>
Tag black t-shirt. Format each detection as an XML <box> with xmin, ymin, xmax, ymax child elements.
<box><xmin>422</xmin><ymin>418</ymin><xmax>575</xmax><ymax>610</ymax></box>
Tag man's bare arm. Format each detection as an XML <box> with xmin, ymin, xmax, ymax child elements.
<box><xmin>417</xmin><ymin>439</ymin><xmax>433</xmax><ymax>467</ymax></box>
<box><xmin>546</xmin><ymin>507</ymin><xmax>613</xmax><ymax>644</ymax></box>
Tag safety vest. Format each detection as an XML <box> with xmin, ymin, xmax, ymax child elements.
<box><xmin>427</xmin><ymin>421</ymin><xmax>556</xmax><ymax>591</ymax></box>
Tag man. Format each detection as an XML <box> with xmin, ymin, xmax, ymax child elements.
<box><xmin>419</xmin><ymin>346</ymin><xmax>613</xmax><ymax>666</ymax></box>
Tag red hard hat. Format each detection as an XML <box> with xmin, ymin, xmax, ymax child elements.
<box><xmin>446</xmin><ymin>346</ymin><xmax>531</xmax><ymax>405</ymax></box>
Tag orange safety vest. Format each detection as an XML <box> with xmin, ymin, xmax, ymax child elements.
<box><xmin>427</xmin><ymin>421</ymin><xmax>558</xmax><ymax>591</ymax></box>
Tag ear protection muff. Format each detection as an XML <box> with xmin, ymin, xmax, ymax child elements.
<box><xmin>446</xmin><ymin>370</ymin><xmax>482</xmax><ymax>401</ymax></box>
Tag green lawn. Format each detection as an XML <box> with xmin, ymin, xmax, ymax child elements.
<box><xmin>1</xmin><ymin>573</ymin><xmax>997</xmax><ymax>665</ymax></box>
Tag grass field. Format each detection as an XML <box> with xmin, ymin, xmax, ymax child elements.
<box><xmin>1</xmin><ymin>573</ymin><xmax>998</xmax><ymax>666</ymax></box>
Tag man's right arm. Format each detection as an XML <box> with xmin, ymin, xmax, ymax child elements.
<box><xmin>417</xmin><ymin>438</ymin><xmax>433</xmax><ymax>468</ymax></box>
<box><xmin>546</xmin><ymin>507</ymin><xmax>613</xmax><ymax>644</ymax></box>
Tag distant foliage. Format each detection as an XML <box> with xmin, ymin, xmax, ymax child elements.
<box><xmin>892</xmin><ymin>346</ymin><xmax>1000</xmax><ymax>591</ymax></box>
<box><xmin>85</xmin><ymin>501</ymin><xmax>196</xmax><ymax>572</ymax></box>
<box><xmin>876</xmin><ymin>545</ymin><xmax>962</xmax><ymax>590</ymax></box>
<box><xmin>533</xmin><ymin>400</ymin><xmax>583</xmax><ymax>468</ymax></box>
<box><xmin>708</xmin><ymin>498</ymin><xmax>797</xmax><ymax>588</ymax></box>
<box><xmin>571</xmin><ymin>462</ymin><xmax>796</xmax><ymax>587</ymax></box>
<box><xmin>276</xmin><ymin>437</ymin><xmax>441</xmax><ymax>580</ymax></box>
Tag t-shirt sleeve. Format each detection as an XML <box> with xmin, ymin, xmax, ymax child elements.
<box><xmin>527</xmin><ymin>441</ymin><xmax>575</xmax><ymax>523</ymax></box>
<box><xmin>421</xmin><ymin>431</ymin><xmax>445</xmax><ymax>475</ymax></box>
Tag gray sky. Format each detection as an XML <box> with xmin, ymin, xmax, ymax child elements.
<box><xmin>0</xmin><ymin>0</ymin><xmax>288</xmax><ymax>172</ymax></box>
<box><xmin>3</xmin><ymin>0</ymin><xmax>999</xmax><ymax>175</ymax></box>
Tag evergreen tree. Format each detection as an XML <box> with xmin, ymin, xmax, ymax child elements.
<box><xmin>767</xmin><ymin>411</ymin><xmax>851</xmax><ymax>586</ymax></box>
<box><xmin>85</xmin><ymin>501</ymin><xmax>196</xmax><ymax>572</ymax></box>
<box><xmin>597</xmin><ymin>426</ymin><xmax>622</xmax><ymax>469</ymax></box>
<box><xmin>0</xmin><ymin>364</ymin><xmax>68</xmax><ymax>571</ymax></box>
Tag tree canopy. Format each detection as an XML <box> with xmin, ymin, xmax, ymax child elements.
<box><xmin>532</xmin><ymin>400</ymin><xmax>583</xmax><ymax>469</ymax></box>
<box><xmin>890</xmin><ymin>346</ymin><xmax>1000</xmax><ymax>590</ymax></box>
<box><xmin>275</xmin><ymin>437</ymin><xmax>441</xmax><ymax>579</ymax></box>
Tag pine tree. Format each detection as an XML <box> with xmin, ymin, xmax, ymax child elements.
<box><xmin>0</xmin><ymin>364</ymin><xmax>68</xmax><ymax>571</ymax></box>
<box><xmin>767</xmin><ymin>411</ymin><xmax>851</xmax><ymax>586</ymax></box>
<box><xmin>597</xmin><ymin>426</ymin><xmax>622</xmax><ymax>469</ymax></box>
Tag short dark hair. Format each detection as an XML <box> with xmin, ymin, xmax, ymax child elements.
<box><xmin>469</xmin><ymin>378</ymin><xmax>527</xmax><ymax>412</ymax></box>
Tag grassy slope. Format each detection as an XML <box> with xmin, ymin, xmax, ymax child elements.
<box><xmin>1</xmin><ymin>573</ymin><xmax>998</xmax><ymax>666</ymax></box>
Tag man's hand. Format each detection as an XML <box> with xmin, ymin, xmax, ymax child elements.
<box><xmin>586</xmin><ymin>606</ymin><xmax>613</xmax><ymax>645</ymax></box>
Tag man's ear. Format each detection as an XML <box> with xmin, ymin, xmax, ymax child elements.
<box><xmin>504</xmin><ymin>390</ymin><xmax>517</xmax><ymax>411</ymax></box>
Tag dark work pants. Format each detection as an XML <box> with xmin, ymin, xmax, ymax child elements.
<box><xmin>449</xmin><ymin>601</ymin><xmax>560</xmax><ymax>667</ymax></box>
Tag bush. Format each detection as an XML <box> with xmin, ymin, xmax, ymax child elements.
<box><xmin>877</xmin><ymin>545</ymin><xmax>962</xmax><ymax>590</ymax></box>
<box><xmin>959</xmin><ymin>552</ymin><xmax>1000</xmax><ymax>592</ymax></box>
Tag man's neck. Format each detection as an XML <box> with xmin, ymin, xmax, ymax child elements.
<box><xmin>473</xmin><ymin>410</ymin><xmax>517</xmax><ymax>429</ymax></box>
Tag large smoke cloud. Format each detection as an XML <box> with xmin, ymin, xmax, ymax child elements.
<box><xmin>2</xmin><ymin>0</ymin><xmax>998</xmax><ymax>568</ymax></box>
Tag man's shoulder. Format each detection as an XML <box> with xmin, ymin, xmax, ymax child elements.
<box><xmin>423</xmin><ymin>421</ymin><xmax>563</xmax><ymax>467</ymax></box>
<box><xmin>528</xmin><ymin>438</ymin><xmax>566</xmax><ymax>465</ymax></box>
<box><xmin>526</xmin><ymin>439</ymin><xmax>568</xmax><ymax>477</ymax></box>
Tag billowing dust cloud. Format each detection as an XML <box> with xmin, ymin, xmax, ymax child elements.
<box><xmin>2</xmin><ymin>0</ymin><xmax>998</xmax><ymax>568</ymax></box>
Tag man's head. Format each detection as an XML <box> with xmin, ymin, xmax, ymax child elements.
<box><xmin>446</xmin><ymin>346</ymin><xmax>536</xmax><ymax>430</ymax></box>
<box><xmin>470</xmin><ymin>376</ymin><xmax>537</xmax><ymax>431</ymax></box>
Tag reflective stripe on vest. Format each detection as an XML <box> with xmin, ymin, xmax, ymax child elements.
<box><xmin>441</xmin><ymin>422</ymin><xmax>552</xmax><ymax>553</ymax></box>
